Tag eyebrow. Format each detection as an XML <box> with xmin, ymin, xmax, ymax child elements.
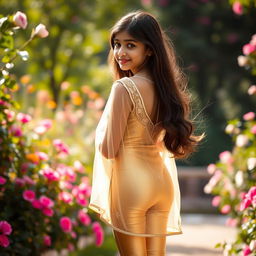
<box><xmin>113</xmin><ymin>38</ymin><xmax>137</xmax><ymax>42</ymax></box>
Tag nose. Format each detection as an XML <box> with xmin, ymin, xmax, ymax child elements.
<box><xmin>118</xmin><ymin>45</ymin><xmax>126</xmax><ymax>57</ymax></box>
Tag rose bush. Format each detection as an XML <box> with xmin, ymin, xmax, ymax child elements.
<box><xmin>0</xmin><ymin>11</ymin><xmax>104</xmax><ymax>255</ymax></box>
<box><xmin>205</xmin><ymin>2</ymin><xmax>256</xmax><ymax>255</ymax></box>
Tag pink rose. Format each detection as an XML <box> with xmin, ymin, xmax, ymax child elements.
<box><xmin>14</xmin><ymin>177</ymin><xmax>25</xmax><ymax>186</ymax></box>
<box><xmin>39</xmin><ymin>195</ymin><xmax>54</xmax><ymax>208</ymax></box>
<box><xmin>240</xmin><ymin>198</ymin><xmax>251</xmax><ymax>211</ymax></box>
<box><xmin>219</xmin><ymin>151</ymin><xmax>233</xmax><ymax>164</ymax></box>
<box><xmin>243</xmin><ymin>111</ymin><xmax>255</xmax><ymax>121</ymax></box>
<box><xmin>0</xmin><ymin>234</ymin><xmax>9</xmax><ymax>247</ymax></box>
<box><xmin>53</xmin><ymin>139</ymin><xmax>70</xmax><ymax>155</ymax></box>
<box><xmin>42</xmin><ymin>208</ymin><xmax>54</xmax><ymax>217</ymax></box>
<box><xmin>250</xmin><ymin>125</ymin><xmax>256</xmax><ymax>134</ymax></box>
<box><xmin>211</xmin><ymin>196</ymin><xmax>221</xmax><ymax>207</ymax></box>
<box><xmin>221</xmin><ymin>204</ymin><xmax>231</xmax><ymax>214</ymax></box>
<box><xmin>243</xmin><ymin>43</ymin><xmax>256</xmax><ymax>55</ymax></box>
<box><xmin>40</xmin><ymin>167</ymin><xmax>60</xmax><ymax>181</ymax></box>
<box><xmin>247</xmin><ymin>186</ymin><xmax>256</xmax><ymax>200</ymax></box>
<box><xmin>225</xmin><ymin>218</ymin><xmax>237</xmax><ymax>227</ymax></box>
<box><xmin>0</xmin><ymin>221</ymin><xmax>12</xmax><ymax>235</ymax></box>
<box><xmin>23</xmin><ymin>190</ymin><xmax>35</xmax><ymax>202</ymax></box>
<box><xmin>39</xmin><ymin>119</ymin><xmax>53</xmax><ymax>129</ymax></box>
<box><xmin>250</xmin><ymin>34</ymin><xmax>256</xmax><ymax>46</ymax></box>
<box><xmin>207</xmin><ymin>164</ymin><xmax>216</xmax><ymax>174</ymax></box>
<box><xmin>243</xmin><ymin>245</ymin><xmax>252</xmax><ymax>256</ymax></box>
<box><xmin>60</xmin><ymin>217</ymin><xmax>72</xmax><ymax>232</ymax></box>
<box><xmin>58</xmin><ymin>192</ymin><xmax>73</xmax><ymax>204</ymax></box>
<box><xmin>248</xmin><ymin>85</ymin><xmax>256</xmax><ymax>95</ymax></box>
<box><xmin>0</xmin><ymin>176</ymin><xmax>6</xmax><ymax>185</ymax></box>
<box><xmin>4</xmin><ymin>109</ymin><xmax>15</xmax><ymax>121</ymax></box>
<box><xmin>13</xmin><ymin>11</ymin><xmax>27</xmax><ymax>29</ymax></box>
<box><xmin>34</xmin><ymin>24</ymin><xmax>49</xmax><ymax>38</ymax></box>
<box><xmin>76</xmin><ymin>194</ymin><xmax>88</xmax><ymax>207</ymax></box>
<box><xmin>9</xmin><ymin>125</ymin><xmax>23</xmax><ymax>137</ymax></box>
<box><xmin>43</xmin><ymin>235</ymin><xmax>51</xmax><ymax>247</ymax></box>
<box><xmin>74</xmin><ymin>160</ymin><xmax>85</xmax><ymax>173</ymax></box>
<box><xmin>92</xmin><ymin>222</ymin><xmax>104</xmax><ymax>247</ymax></box>
<box><xmin>78</xmin><ymin>210</ymin><xmax>91</xmax><ymax>226</ymax></box>
<box><xmin>23</xmin><ymin>176</ymin><xmax>35</xmax><ymax>185</ymax></box>
<box><xmin>31</xmin><ymin>199</ymin><xmax>42</xmax><ymax>209</ymax></box>
<box><xmin>232</xmin><ymin>2</ymin><xmax>243</xmax><ymax>15</ymax></box>
<box><xmin>35</xmin><ymin>151</ymin><xmax>49</xmax><ymax>161</ymax></box>
<box><xmin>16</xmin><ymin>113</ymin><xmax>32</xmax><ymax>124</ymax></box>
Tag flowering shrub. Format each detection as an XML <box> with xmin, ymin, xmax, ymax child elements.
<box><xmin>0</xmin><ymin>11</ymin><xmax>104</xmax><ymax>255</ymax></box>
<box><xmin>204</xmin><ymin>2</ymin><xmax>256</xmax><ymax>255</ymax></box>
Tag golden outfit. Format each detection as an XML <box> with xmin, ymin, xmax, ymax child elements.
<box><xmin>89</xmin><ymin>77</ymin><xmax>182</xmax><ymax>253</ymax></box>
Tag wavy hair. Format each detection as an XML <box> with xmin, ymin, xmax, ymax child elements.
<box><xmin>108</xmin><ymin>11</ymin><xmax>204</xmax><ymax>158</ymax></box>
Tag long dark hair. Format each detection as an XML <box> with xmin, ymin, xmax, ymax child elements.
<box><xmin>108</xmin><ymin>11</ymin><xmax>203</xmax><ymax>158</ymax></box>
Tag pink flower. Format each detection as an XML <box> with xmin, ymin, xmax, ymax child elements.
<box><xmin>243</xmin><ymin>111</ymin><xmax>255</xmax><ymax>121</ymax></box>
<box><xmin>251</xmin><ymin>125</ymin><xmax>256</xmax><ymax>134</ymax></box>
<box><xmin>13</xmin><ymin>11</ymin><xmax>27</xmax><ymax>29</ymax></box>
<box><xmin>31</xmin><ymin>199</ymin><xmax>42</xmax><ymax>209</ymax></box>
<box><xmin>221</xmin><ymin>204</ymin><xmax>231</xmax><ymax>214</ymax></box>
<box><xmin>207</xmin><ymin>164</ymin><xmax>216</xmax><ymax>174</ymax></box>
<box><xmin>250</xmin><ymin>34</ymin><xmax>256</xmax><ymax>46</ymax></box>
<box><xmin>211</xmin><ymin>196</ymin><xmax>221</xmax><ymax>207</ymax></box>
<box><xmin>39</xmin><ymin>196</ymin><xmax>54</xmax><ymax>208</ymax></box>
<box><xmin>53</xmin><ymin>139</ymin><xmax>70</xmax><ymax>155</ymax></box>
<box><xmin>39</xmin><ymin>119</ymin><xmax>52</xmax><ymax>129</ymax></box>
<box><xmin>0</xmin><ymin>221</ymin><xmax>12</xmax><ymax>235</ymax></box>
<box><xmin>92</xmin><ymin>222</ymin><xmax>104</xmax><ymax>247</ymax></box>
<box><xmin>9</xmin><ymin>125</ymin><xmax>23</xmax><ymax>137</ymax></box>
<box><xmin>14</xmin><ymin>177</ymin><xmax>25</xmax><ymax>186</ymax></box>
<box><xmin>76</xmin><ymin>194</ymin><xmax>88</xmax><ymax>207</ymax></box>
<box><xmin>236</xmin><ymin>134</ymin><xmax>249</xmax><ymax>147</ymax></box>
<box><xmin>225</xmin><ymin>218</ymin><xmax>237</xmax><ymax>227</ymax></box>
<box><xmin>0</xmin><ymin>176</ymin><xmax>6</xmax><ymax>185</ymax></box>
<box><xmin>21</xmin><ymin>162</ymin><xmax>30</xmax><ymax>173</ymax></box>
<box><xmin>240</xmin><ymin>198</ymin><xmax>251</xmax><ymax>211</ymax></box>
<box><xmin>68</xmin><ymin>243</ymin><xmax>75</xmax><ymax>251</ymax></box>
<box><xmin>243</xmin><ymin>245</ymin><xmax>252</xmax><ymax>256</ymax></box>
<box><xmin>78</xmin><ymin>210</ymin><xmax>91</xmax><ymax>226</ymax></box>
<box><xmin>42</xmin><ymin>208</ymin><xmax>54</xmax><ymax>217</ymax></box>
<box><xmin>247</xmin><ymin>186</ymin><xmax>256</xmax><ymax>201</ymax></box>
<box><xmin>58</xmin><ymin>191</ymin><xmax>73</xmax><ymax>203</ymax></box>
<box><xmin>23</xmin><ymin>176</ymin><xmax>35</xmax><ymax>185</ymax></box>
<box><xmin>243</xmin><ymin>43</ymin><xmax>256</xmax><ymax>55</ymax></box>
<box><xmin>16</xmin><ymin>113</ymin><xmax>32</xmax><ymax>124</ymax></box>
<box><xmin>34</xmin><ymin>24</ymin><xmax>49</xmax><ymax>38</ymax></box>
<box><xmin>4</xmin><ymin>109</ymin><xmax>15</xmax><ymax>121</ymax></box>
<box><xmin>74</xmin><ymin>160</ymin><xmax>85</xmax><ymax>173</ymax></box>
<box><xmin>60</xmin><ymin>217</ymin><xmax>72</xmax><ymax>233</ymax></box>
<box><xmin>248</xmin><ymin>85</ymin><xmax>256</xmax><ymax>95</ymax></box>
<box><xmin>0</xmin><ymin>234</ymin><xmax>9</xmax><ymax>247</ymax></box>
<box><xmin>35</xmin><ymin>151</ymin><xmax>49</xmax><ymax>161</ymax></box>
<box><xmin>219</xmin><ymin>151</ymin><xmax>233</xmax><ymax>164</ymax></box>
<box><xmin>43</xmin><ymin>235</ymin><xmax>51</xmax><ymax>247</ymax></box>
<box><xmin>40</xmin><ymin>167</ymin><xmax>60</xmax><ymax>181</ymax></box>
<box><xmin>232</xmin><ymin>2</ymin><xmax>243</xmax><ymax>15</ymax></box>
<box><xmin>23</xmin><ymin>190</ymin><xmax>35</xmax><ymax>202</ymax></box>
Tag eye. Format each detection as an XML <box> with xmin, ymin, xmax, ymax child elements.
<box><xmin>127</xmin><ymin>43</ymin><xmax>135</xmax><ymax>49</ymax></box>
<box><xmin>113</xmin><ymin>42</ymin><xmax>120</xmax><ymax>48</ymax></box>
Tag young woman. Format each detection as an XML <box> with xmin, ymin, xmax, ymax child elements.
<box><xmin>89</xmin><ymin>11</ymin><xmax>203</xmax><ymax>255</ymax></box>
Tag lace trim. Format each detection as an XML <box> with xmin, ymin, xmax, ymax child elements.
<box><xmin>120</xmin><ymin>77</ymin><xmax>153</xmax><ymax>127</ymax></box>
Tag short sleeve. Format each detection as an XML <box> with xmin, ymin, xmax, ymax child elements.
<box><xmin>98</xmin><ymin>81</ymin><xmax>133</xmax><ymax>159</ymax></box>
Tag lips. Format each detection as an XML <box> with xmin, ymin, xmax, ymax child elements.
<box><xmin>118</xmin><ymin>59</ymin><xmax>130</xmax><ymax>65</ymax></box>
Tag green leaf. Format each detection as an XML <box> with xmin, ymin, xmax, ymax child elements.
<box><xmin>0</xmin><ymin>33</ymin><xmax>14</xmax><ymax>49</ymax></box>
<box><xmin>17</xmin><ymin>50</ymin><xmax>29</xmax><ymax>61</ymax></box>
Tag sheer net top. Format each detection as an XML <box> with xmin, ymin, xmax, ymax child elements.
<box><xmin>89</xmin><ymin>77</ymin><xmax>182</xmax><ymax>236</ymax></box>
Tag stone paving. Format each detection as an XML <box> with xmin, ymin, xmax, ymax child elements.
<box><xmin>166</xmin><ymin>214</ymin><xmax>237</xmax><ymax>256</ymax></box>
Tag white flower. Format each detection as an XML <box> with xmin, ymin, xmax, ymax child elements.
<box><xmin>13</xmin><ymin>11</ymin><xmax>27</xmax><ymax>29</ymax></box>
<box><xmin>237</xmin><ymin>55</ymin><xmax>248</xmax><ymax>67</ymax></box>
<box><xmin>247</xmin><ymin>158</ymin><xmax>256</xmax><ymax>170</ymax></box>
<box><xmin>34</xmin><ymin>24</ymin><xmax>49</xmax><ymax>38</ymax></box>
<box><xmin>235</xmin><ymin>170</ymin><xmax>243</xmax><ymax>187</ymax></box>
<box><xmin>236</xmin><ymin>134</ymin><xmax>249</xmax><ymax>147</ymax></box>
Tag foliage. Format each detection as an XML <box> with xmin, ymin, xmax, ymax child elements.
<box><xmin>204</xmin><ymin>1</ymin><xmax>256</xmax><ymax>255</ymax></box>
<box><xmin>0</xmin><ymin>12</ymin><xmax>104</xmax><ymax>255</ymax></box>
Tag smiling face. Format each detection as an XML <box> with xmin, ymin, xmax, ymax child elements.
<box><xmin>113</xmin><ymin>30</ymin><xmax>151</xmax><ymax>74</ymax></box>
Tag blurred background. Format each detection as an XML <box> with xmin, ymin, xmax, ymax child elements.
<box><xmin>1</xmin><ymin>0</ymin><xmax>255</xmax><ymax>255</ymax></box>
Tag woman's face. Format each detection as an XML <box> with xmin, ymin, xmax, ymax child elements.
<box><xmin>113</xmin><ymin>30</ymin><xmax>151</xmax><ymax>74</ymax></box>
